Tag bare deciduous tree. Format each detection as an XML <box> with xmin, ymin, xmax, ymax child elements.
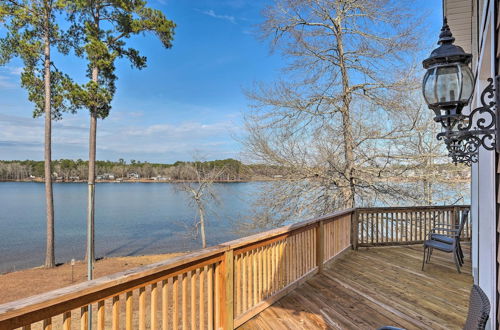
<box><xmin>176</xmin><ymin>164</ymin><xmax>225</xmax><ymax>248</ymax></box>
<box><xmin>244</xmin><ymin>0</ymin><xmax>425</xmax><ymax>225</ymax></box>
<box><xmin>395</xmin><ymin>102</ymin><xmax>469</xmax><ymax>205</ymax></box>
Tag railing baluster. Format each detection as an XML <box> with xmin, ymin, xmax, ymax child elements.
<box><xmin>43</xmin><ymin>318</ymin><xmax>51</xmax><ymax>330</ymax></box>
<box><xmin>191</xmin><ymin>270</ymin><xmax>197</xmax><ymax>330</ymax></box>
<box><xmin>264</xmin><ymin>244</ymin><xmax>268</xmax><ymax>296</ymax></box>
<box><xmin>215</xmin><ymin>263</ymin><xmax>220</xmax><ymax>329</ymax></box>
<box><xmin>139</xmin><ymin>287</ymin><xmax>146</xmax><ymax>330</ymax></box>
<box><xmin>97</xmin><ymin>300</ymin><xmax>105</xmax><ymax>330</ymax></box>
<box><xmin>200</xmin><ymin>266</ymin><xmax>205</xmax><ymax>330</ymax></box>
<box><xmin>126</xmin><ymin>291</ymin><xmax>133</xmax><ymax>330</ymax></box>
<box><xmin>63</xmin><ymin>311</ymin><xmax>71</xmax><ymax>330</ymax></box>
<box><xmin>242</xmin><ymin>252</ymin><xmax>247</xmax><ymax>313</ymax></box>
<box><xmin>259</xmin><ymin>246</ymin><xmax>264</xmax><ymax>297</ymax></box>
<box><xmin>173</xmin><ymin>275</ymin><xmax>180</xmax><ymax>330</ymax></box>
<box><xmin>182</xmin><ymin>273</ymin><xmax>188</xmax><ymax>330</ymax></box>
<box><xmin>316</xmin><ymin>220</ymin><xmax>324</xmax><ymax>273</ymax></box>
<box><xmin>81</xmin><ymin>306</ymin><xmax>88</xmax><ymax>330</ymax></box>
<box><xmin>291</xmin><ymin>235</ymin><xmax>296</xmax><ymax>281</ymax></box>
<box><xmin>112</xmin><ymin>295</ymin><xmax>120</xmax><ymax>330</ymax></box>
<box><xmin>298</xmin><ymin>232</ymin><xmax>302</xmax><ymax>277</ymax></box>
<box><xmin>253</xmin><ymin>249</ymin><xmax>258</xmax><ymax>306</ymax></box>
<box><xmin>162</xmin><ymin>280</ymin><xmax>168</xmax><ymax>330</ymax></box>
<box><xmin>207</xmin><ymin>264</ymin><xmax>214</xmax><ymax>330</ymax></box>
<box><xmin>151</xmin><ymin>283</ymin><xmax>158</xmax><ymax>330</ymax></box>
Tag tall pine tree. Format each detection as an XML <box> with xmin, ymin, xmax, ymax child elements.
<box><xmin>64</xmin><ymin>0</ymin><xmax>175</xmax><ymax>278</ymax></box>
<box><xmin>0</xmin><ymin>0</ymin><xmax>77</xmax><ymax>268</ymax></box>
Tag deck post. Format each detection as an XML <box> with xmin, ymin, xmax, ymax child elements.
<box><xmin>316</xmin><ymin>220</ymin><xmax>325</xmax><ymax>273</ymax></box>
<box><xmin>218</xmin><ymin>249</ymin><xmax>234</xmax><ymax>330</ymax></box>
<box><xmin>351</xmin><ymin>210</ymin><xmax>359</xmax><ymax>250</ymax></box>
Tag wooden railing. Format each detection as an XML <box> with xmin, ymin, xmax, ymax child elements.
<box><xmin>0</xmin><ymin>209</ymin><xmax>353</xmax><ymax>330</ymax></box>
<box><xmin>0</xmin><ymin>205</ymin><xmax>469</xmax><ymax>329</ymax></box>
<box><xmin>354</xmin><ymin>205</ymin><xmax>470</xmax><ymax>248</ymax></box>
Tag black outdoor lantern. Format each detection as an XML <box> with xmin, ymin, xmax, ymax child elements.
<box><xmin>422</xmin><ymin>18</ymin><xmax>498</xmax><ymax>165</ymax></box>
<box><xmin>423</xmin><ymin>19</ymin><xmax>474</xmax><ymax>107</ymax></box>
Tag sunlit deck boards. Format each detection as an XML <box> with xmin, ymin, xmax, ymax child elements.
<box><xmin>239</xmin><ymin>244</ymin><xmax>473</xmax><ymax>330</ymax></box>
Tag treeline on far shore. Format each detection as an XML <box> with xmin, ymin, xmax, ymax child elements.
<box><xmin>0</xmin><ymin>159</ymin><xmax>286</xmax><ymax>182</ymax></box>
<box><xmin>0</xmin><ymin>158</ymin><xmax>470</xmax><ymax>183</ymax></box>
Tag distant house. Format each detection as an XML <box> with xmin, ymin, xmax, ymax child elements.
<box><xmin>97</xmin><ymin>173</ymin><xmax>115</xmax><ymax>180</ymax></box>
<box><xmin>153</xmin><ymin>176</ymin><xmax>169</xmax><ymax>181</ymax></box>
<box><xmin>127</xmin><ymin>172</ymin><xmax>140</xmax><ymax>179</ymax></box>
<box><xmin>69</xmin><ymin>176</ymin><xmax>80</xmax><ymax>181</ymax></box>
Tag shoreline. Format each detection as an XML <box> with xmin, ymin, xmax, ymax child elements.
<box><xmin>0</xmin><ymin>252</ymin><xmax>186</xmax><ymax>304</ymax></box>
<box><xmin>0</xmin><ymin>178</ymin><xmax>277</xmax><ymax>183</ymax></box>
<box><xmin>0</xmin><ymin>177</ymin><xmax>471</xmax><ymax>184</ymax></box>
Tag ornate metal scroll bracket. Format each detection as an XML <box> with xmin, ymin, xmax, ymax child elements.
<box><xmin>435</xmin><ymin>77</ymin><xmax>498</xmax><ymax>165</ymax></box>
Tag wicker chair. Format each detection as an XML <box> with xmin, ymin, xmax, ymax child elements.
<box><xmin>377</xmin><ymin>284</ymin><xmax>490</xmax><ymax>330</ymax></box>
<box><xmin>464</xmin><ymin>284</ymin><xmax>491</xmax><ymax>329</ymax></box>
<box><xmin>422</xmin><ymin>210</ymin><xmax>469</xmax><ymax>273</ymax></box>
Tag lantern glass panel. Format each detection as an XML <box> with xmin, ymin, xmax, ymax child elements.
<box><xmin>460</xmin><ymin>64</ymin><xmax>474</xmax><ymax>103</ymax></box>
<box><xmin>423</xmin><ymin>68</ymin><xmax>437</xmax><ymax>104</ymax></box>
<box><xmin>436</xmin><ymin>66</ymin><xmax>460</xmax><ymax>103</ymax></box>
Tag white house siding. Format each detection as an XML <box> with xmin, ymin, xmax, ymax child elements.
<box><xmin>445</xmin><ymin>0</ymin><xmax>473</xmax><ymax>53</ymax></box>
<box><xmin>445</xmin><ymin>0</ymin><xmax>497</xmax><ymax>328</ymax></box>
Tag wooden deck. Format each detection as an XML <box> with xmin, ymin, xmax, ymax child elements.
<box><xmin>239</xmin><ymin>244</ymin><xmax>473</xmax><ymax>330</ymax></box>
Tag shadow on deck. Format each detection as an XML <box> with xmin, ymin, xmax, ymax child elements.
<box><xmin>239</xmin><ymin>244</ymin><xmax>473</xmax><ymax>330</ymax></box>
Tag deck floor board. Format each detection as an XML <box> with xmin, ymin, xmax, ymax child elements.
<box><xmin>239</xmin><ymin>244</ymin><xmax>473</xmax><ymax>330</ymax></box>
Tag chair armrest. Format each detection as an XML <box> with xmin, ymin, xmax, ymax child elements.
<box><xmin>433</xmin><ymin>223</ymin><xmax>456</xmax><ymax>227</ymax></box>
<box><xmin>431</xmin><ymin>227</ymin><xmax>459</xmax><ymax>233</ymax></box>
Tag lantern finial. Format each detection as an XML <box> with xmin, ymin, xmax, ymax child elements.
<box><xmin>438</xmin><ymin>17</ymin><xmax>455</xmax><ymax>45</ymax></box>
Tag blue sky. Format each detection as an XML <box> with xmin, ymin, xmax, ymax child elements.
<box><xmin>0</xmin><ymin>0</ymin><xmax>442</xmax><ymax>163</ymax></box>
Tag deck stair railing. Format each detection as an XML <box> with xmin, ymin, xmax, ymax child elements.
<box><xmin>0</xmin><ymin>205</ymin><xmax>469</xmax><ymax>330</ymax></box>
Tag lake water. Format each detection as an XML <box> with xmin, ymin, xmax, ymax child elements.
<box><xmin>0</xmin><ymin>182</ymin><xmax>263</xmax><ymax>273</ymax></box>
<box><xmin>0</xmin><ymin>181</ymin><xmax>470</xmax><ymax>273</ymax></box>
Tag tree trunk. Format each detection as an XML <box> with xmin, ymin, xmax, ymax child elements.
<box><xmin>86</xmin><ymin>10</ymin><xmax>99</xmax><ymax>280</ymax></box>
<box><xmin>335</xmin><ymin>21</ymin><xmax>356</xmax><ymax>209</ymax></box>
<box><xmin>423</xmin><ymin>180</ymin><xmax>432</xmax><ymax>205</ymax></box>
<box><xmin>86</xmin><ymin>111</ymin><xmax>97</xmax><ymax>279</ymax></box>
<box><xmin>43</xmin><ymin>1</ymin><xmax>55</xmax><ymax>269</ymax></box>
<box><xmin>198</xmin><ymin>203</ymin><xmax>207</xmax><ymax>248</ymax></box>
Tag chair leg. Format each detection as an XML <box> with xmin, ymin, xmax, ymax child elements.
<box><xmin>456</xmin><ymin>250</ymin><xmax>463</xmax><ymax>266</ymax></box>
<box><xmin>457</xmin><ymin>242</ymin><xmax>464</xmax><ymax>265</ymax></box>
<box><xmin>422</xmin><ymin>246</ymin><xmax>427</xmax><ymax>271</ymax></box>
<box><xmin>458</xmin><ymin>241</ymin><xmax>464</xmax><ymax>260</ymax></box>
<box><xmin>427</xmin><ymin>247</ymin><xmax>433</xmax><ymax>263</ymax></box>
<box><xmin>453</xmin><ymin>249</ymin><xmax>461</xmax><ymax>273</ymax></box>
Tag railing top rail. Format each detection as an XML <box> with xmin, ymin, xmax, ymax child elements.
<box><xmin>356</xmin><ymin>205</ymin><xmax>470</xmax><ymax>212</ymax></box>
<box><xmin>0</xmin><ymin>245</ymin><xmax>226</xmax><ymax>325</ymax></box>
<box><xmin>223</xmin><ymin>208</ymin><xmax>355</xmax><ymax>251</ymax></box>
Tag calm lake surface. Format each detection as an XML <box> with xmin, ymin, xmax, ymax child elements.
<box><xmin>0</xmin><ymin>182</ymin><xmax>263</xmax><ymax>273</ymax></box>
<box><xmin>0</xmin><ymin>181</ymin><xmax>470</xmax><ymax>273</ymax></box>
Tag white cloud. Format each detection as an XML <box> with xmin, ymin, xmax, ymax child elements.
<box><xmin>0</xmin><ymin>75</ymin><xmax>16</xmax><ymax>89</ymax></box>
<box><xmin>0</xmin><ymin>114</ymin><xmax>241</xmax><ymax>162</ymax></box>
<box><xmin>8</xmin><ymin>67</ymin><xmax>23</xmax><ymax>75</ymax></box>
<box><xmin>201</xmin><ymin>9</ymin><xmax>237</xmax><ymax>24</ymax></box>
<box><xmin>0</xmin><ymin>66</ymin><xmax>23</xmax><ymax>89</ymax></box>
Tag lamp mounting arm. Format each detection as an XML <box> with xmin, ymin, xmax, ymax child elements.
<box><xmin>435</xmin><ymin>77</ymin><xmax>498</xmax><ymax>165</ymax></box>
